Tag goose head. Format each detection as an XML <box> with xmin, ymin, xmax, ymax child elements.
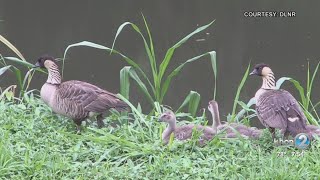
<box><xmin>249</xmin><ymin>63</ymin><xmax>272</xmax><ymax>77</ymax></box>
<box><xmin>207</xmin><ymin>100</ymin><xmax>218</xmax><ymax>114</ymax></box>
<box><xmin>207</xmin><ymin>100</ymin><xmax>222</xmax><ymax>130</ymax></box>
<box><xmin>158</xmin><ymin>110</ymin><xmax>176</xmax><ymax>125</ymax></box>
<box><xmin>33</xmin><ymin>55</ymin><xmax>57</xmax><ymax>69</ymax></box>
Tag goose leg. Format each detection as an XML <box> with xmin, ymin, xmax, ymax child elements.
<box><xmin>97</xmin><ymin>114</ymin><xmax>105</xmax><ymax>128</ymax></box>
<box><xmin>269</xmin><ymin>127</ymin><xmax>275</xmax><ymax>140</ymax></box>
<box><xmin>73</xmin><ymin>119</ymin><xmax>82</xmax><ymax>134</ymax></box>
<box><xmin>283</xmin><ymin>130</ymin><xmax>290</xmax><ymax>139</ymax></box>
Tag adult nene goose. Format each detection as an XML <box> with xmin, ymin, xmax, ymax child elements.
<box><xmin>34</xmin><ymin>55</ymin><xmax>129</xmax><ymax>133</ymax></box>
<box><xmin>158</xmin><ymin>110</ymin><xmax>216</xmax><ymax>145</ymax></box>
<box><xmin>208</xmin><ymin>100</ymin><xmax>262</xmax><ymax>139</ymax></box>
<box><xmin>250</xmin><ymin>63</ymin><xmax>307</xmax><ymax>138</ymax></box>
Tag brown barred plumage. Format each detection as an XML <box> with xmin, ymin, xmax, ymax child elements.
<box><xmin>158</xmin><ymin>110</ymin><xmax>215</xmax><ymax>145</ymax></box>
<box><xmin>34</xmin><ymin>55</ymin><xmax>129</xmax><ymax>133</ymax></box>
<box><xmin>250</xmin><ymin>64</ymin><xmax>307</xmax><ymax>138</ymax></box>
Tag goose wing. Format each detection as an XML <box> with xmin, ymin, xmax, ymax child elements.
<box><xmin>174</xmin><ymin>125</ymin><xmax>194</xmax><ymax>140</ymax></box>
<box><xmin>58</xmin><ymin>80</ymin><xmax>128</xmax><ymax>113</ymax></box>
<box><xmin>256</xmin><ymin>89</ymin><xmax>307</xmax><ymax>130</ymax></box>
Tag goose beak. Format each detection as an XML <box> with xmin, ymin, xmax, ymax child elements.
<box><xmin>32</xmin><ymin>62</ymin><xmax>40</xmax><ymax>69</ymax></box>
<box><xmin>249</xmin><ymin>69</ymin><xmax>258</xmax><ymax>76</ymax></box>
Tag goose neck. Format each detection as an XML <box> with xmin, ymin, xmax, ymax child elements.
<box><xmin>261</xmin><ymin>72</ymin><xmax>276</xmax><ymax>90</ymax></box>
<box><xmin>210</xmin><ymin>107</ymin><xmax>221</xmax><ymax>132</ymax></box>
<box><xmin>162</xmin><ymin>121</ymin><xmax>176</xmax><ymax>140</ymax></box>
<box><xmin>46</xmin><ymin>63</ymin><xmax>61</xmax><ymax>85</ymax></box>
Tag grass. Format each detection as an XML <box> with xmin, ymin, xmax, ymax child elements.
<box><xmin>1</xmin><ymin>95</ymin><xmax>320</xmax><ymax>179</ymax></box>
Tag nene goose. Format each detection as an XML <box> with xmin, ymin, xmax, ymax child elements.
<box><xmin>250</xmin><ymin>63</ymin><xmax>307</xmax><ymax>138</ymax></box>
<box><xmin>284</xmin><ymin>125</ymin><xmax>320</xmax><ymax>139</ymax></box>
<box><xmin>158</xmin><ymin>110</ymin><xmax>216</xmax><ymax>145</ymax></box>
<box><xmin>33</xmin><ymin>55</ymin><xmax>128</xmax><ymax>133</ymax></box>
<box><xmin>208</xmin><ymin>100</ymin><xmax>262</xmax><ymax>139</ymax></box>
<box><xmin>306</xmin><ymin>125</ymin><xmax>320</xmax><ymax>138</ymax></box>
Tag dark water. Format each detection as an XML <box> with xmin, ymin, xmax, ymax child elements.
<box><xmin>1</xmin><ymin>1</ymin><xmax>320</xmax><ymax>125</ymax></box>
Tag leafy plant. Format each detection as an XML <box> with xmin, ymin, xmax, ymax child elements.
<box><xmin>0</xmin><ymin>35</ymin><xmax>38</xmax><ymax>98</ymax></box>
<box><xmin>63</xmin><ymin>16</ymin><xmax>217</xmax><ymax>116</ymax></box>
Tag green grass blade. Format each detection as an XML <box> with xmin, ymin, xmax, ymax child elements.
<box><xmin>307</xmin><ymin>62</ymin><xmax>310</xmax><ymax>101</ymax></box>
<box><xmin>4</xmin><ymin>57</ymin><xmax>46</xmax><ymax>74</ymax></box>
<box><xmin>0</xmin><ymin>85</ymin><xmax>16</xmax><ymax>101</ymax></box>
<box><xmin>276</xmin><ymin>77</ymin><xmax>306</xmax><ymax>106</ymax></box>
<box><xmin>313</xmin><ymin>101</ymin><xmax>320</xmax><ymax>110</ymax></box>
<box><xmin>176</xmin><ymin>90</ymin><xmax>201</xmax><ymax>117</ymax></box>
<box><xmin>187</xmin><ymin>91</ymin><xmax>201</xmax><ymax>117</ymax></box>
<box><xmin>0</xmin><ymin>35</ymin><xmax>26</xmax><ymax>61</ymax></box>
<box><xmin>11</xmin><ymin>67</ymin><xmax>22</xmax><ymax>91</ymax></box>
<box><xmin>110</xmin><ymin>22</ymin><xmax>158</xmax><ymax>98</ymax></box>
<box><xmin>63</xmin><ymin>41</ymin><xmax>156</xmax><ymax>96</ymax></box>
<box><xmin>230</xmin><ymin>64</ymin><xmax>250</xmax><ymax>122</ymax></box>
<box><xmin>308</xmin><ymin>100</ymin><xmax>320</xmax><ymax>124</ymax></box>
<box><xmin>299</xmin><ymin>102</ymin><xmax>319</xmax><ymax>125</ymax></box>
<box><xmin>235</xmin><ymin>97</ymin><xmax>256</xmax><ymax>121</ymax></box>
<box><xmin>158</xmin><ymin>20</ymin><xmax>215</xmax><ymax>84</ymax></box>
<box><xmin>141</xmin><ymin>13</ymin><xmax>156</xmax><ymax>66</ymax></box>
<box><xmin>117</xmin><ymin>94</ymin><xmax>150</xmax><ymax>129</ymax></box>
<box><xmin>4</xmin><ymin>57</ymin><xmax>35</xmax><ymax>68</ymax></box>
<box><xmin>160</xmin><ymin>51</ymin><xmax>216</xmax><ymax>102</ymax></box>
<box><xmin>119</xmin><ymin>66</ymin><xmax>154</xmax><ymax>106</ymax></box>
<box><xmin>210</xmin><ymin>51</ymin><xmax>217</xmax><ymax>100</ymax></box>
<box><xmin>20</xmin><ymin>69</ymin><xmax>35</xmax><ymax>98</ymax></box>
<box><xmin>141</xmin><ymin>14</ymin><xmax>159</xmax><ymax>99</ymax></box>
<box><xmin>120</xmin><ymin>66</ymin><xmax>131</xmax><ymax>99</ymax></box>
<box><xmin>306</xmin><ymin>61</ymin><xmax>320</xmax><ymax>110</ymax></box>
<box><xmin>0</xmin><ymin>65</ymin><xmax>11</xmax><ymax>76</ymax></box>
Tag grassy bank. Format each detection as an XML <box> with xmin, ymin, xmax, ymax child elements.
<box><xmin>1</xmin><ymin>96</ymin><xmax>320</xmax><ymax>179</ymax></box>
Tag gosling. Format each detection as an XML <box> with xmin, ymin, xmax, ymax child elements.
<box><xmin>208</xmin><ymin>100</ymin><xmax>262</xmax><ymax>139</ymax></box>
<box><xmin>158</xmin><ymin>110</ymin><xmax>216</xmax><ymax>145</ymax></box>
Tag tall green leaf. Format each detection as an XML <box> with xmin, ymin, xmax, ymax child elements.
<box><xmin>306</xmin><ymin>62</ymin><xmax>320</xmax><ymax>110</ymax></box>
<box><xmin>176</xmin><ymin>91</ymin><xmax>201</xmax><ymax>117</ymax></box>
<box><xmin>210</xmin><ymin>52</ymin><xmax>217</xmax><ymax>100</ymax></box>
<box><xmin>117</xmin><ymin>94</ymin><xmax>150</xmax><ymax>129</ymax></box>
<box><xmin>0</xmin><ymin>65</ymin><xmax>11</xmax><ymax>76</ymax></box>
<box><xmin>0</xmin><ymin>35</ymin><xmax>26</xmax><ymax>61</ymax></box>
<box><xmin>120</xmin><ymin>66</ymin><xmax>131</xmax><ymax>99</ymax></box>
<box><xmin>158</xmin><ymin>20</ymin><xmax>215</xmax><ymax>84</ymax></box>
<box><xmin>276</xmin><ymin>77</ymin><xmax>306</xmax><ymax>106</ymax></box>
<box><xmin>160</xmin><ymin>51</ymin><xmax>216</xmax><ymax>102</ymax></box>
<box><xmin>4</xmin><ymin>57</ymin><xmax>35</xmax><ymax>68</ymax></box>
<box><xmin>63</xmin><ymin>41</ymin><xmax>156</xmax><ymax>96</ymax></box>
<box><xmin>230</xmin><ymin>64</ymin><xmax>250</xmax><ymax>122</ymax></box>
<box><xmin>234</xmin><ymin>97</ymin><xmax>256</xmax><ymax>121</ymax></box>
<box><xmin>119</xmin><ymin>66</ymin><xmax>154</xmax><ymax>105</ymax></box>
<box><xmin>110</xmin><ymin>21</ymin><xmax>158</xmax><ymax>96</ymax></box>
